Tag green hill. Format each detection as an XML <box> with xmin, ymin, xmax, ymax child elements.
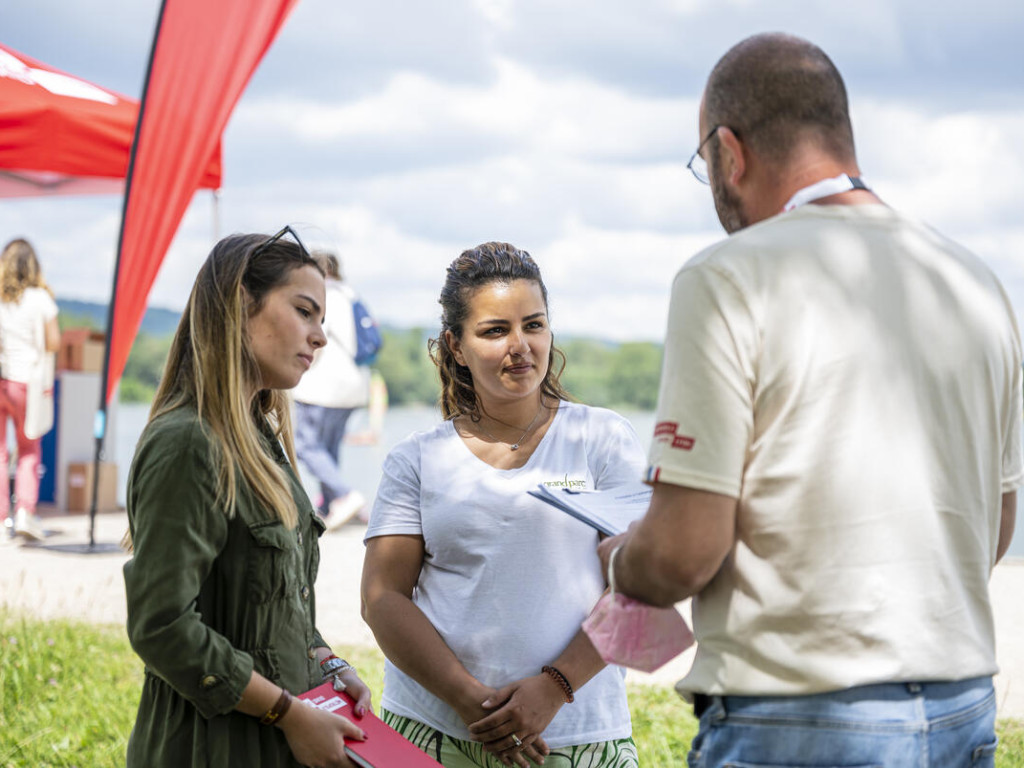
<box><xmin>55</xmin><ymin>299</ymin><xmax>663</xmax><ymax>409</ymax></box>
<box><xmin>57</xmin><ymin>298</ymin><xmax>182</xmax><ymax>336</ymax></box>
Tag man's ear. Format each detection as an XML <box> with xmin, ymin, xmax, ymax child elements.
<box><xmin>445</xmin><ymin>329</ymin><xmax>465</xmax><ymax>366</ymax></box>
<box><xmin>716</xmin><ymin>126</ymin><xmax>746</xmax><ymax>187</ymax></box>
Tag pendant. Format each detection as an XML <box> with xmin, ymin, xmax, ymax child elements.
<box><xmin>510</xmin><ymin>443</ymin><xmax>521</xmax><ymax>451</ymax></box>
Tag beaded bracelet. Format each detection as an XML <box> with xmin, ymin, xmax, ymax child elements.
<box><xmin>259</xmin><ymin>688</ymin><xmax>293</xmax><ymax>725</ymax></box>
<box><xmin>542</xmin><ymin>665</ymin><xmax>575</xmax><ymax>703</ymax></box>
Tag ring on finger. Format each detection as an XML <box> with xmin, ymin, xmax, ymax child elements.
<box><xmin>511</xmin><ymin>732</ymin><xmax>523</xmax><ymax>748</ymax></box>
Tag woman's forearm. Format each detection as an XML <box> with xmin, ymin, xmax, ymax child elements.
<box><xmin>363</xmin><ymin>591</ymin><xmax>491</xmax><ymax>715</ymax></box>
<box><xmin>545</xmin><ymin>627</ymin><xmax>606</xmax><ymax>699</ymax></box>
<box><xmin>235</xmin><ymin>670</ymin><xmax>287</xmax><ymax>719</ymax></box>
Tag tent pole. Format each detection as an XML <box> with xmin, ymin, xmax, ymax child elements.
<box><xmin>212</xmin><ymin>188</ymin><xmax>221</xmax><ymax>242</ymax></box>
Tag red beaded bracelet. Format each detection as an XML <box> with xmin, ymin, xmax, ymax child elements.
<box><xmin>542</xmin><ymin>665</ymin><xmax>575</xmax><ymax>703</ymax></box>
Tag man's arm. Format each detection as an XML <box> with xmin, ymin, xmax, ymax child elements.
<box><xmin>598</xmin><ymin>482</ymin><xmax>737</xmax><ymax>607</ymax></box>
<box><xmin>998</xmin><ymin>491</ymin><xmax>1016</xmax><ymax>564</ymax></box>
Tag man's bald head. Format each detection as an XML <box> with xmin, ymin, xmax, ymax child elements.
<box><xmin>704</xmin><ymin>33</ymin><xmax>856</xmax><ymax>167</ymax></box>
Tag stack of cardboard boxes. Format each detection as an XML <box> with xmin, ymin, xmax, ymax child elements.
<box><xmin>57</xmin><ymin>328</ymin><xmax>118</xmax><ymax>512</ymax></box>
<box><xmin>57</xmin><ymin>328</ymin><xmax>105</xmax><ymax>373</ymax></box>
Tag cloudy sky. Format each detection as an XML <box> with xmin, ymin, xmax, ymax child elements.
<box><xmin>3</xmin><ymin>0</ymin><xmax>1023</xmax><ymax>342</ymax></box>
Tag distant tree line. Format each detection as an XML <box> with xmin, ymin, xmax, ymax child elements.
<box><xmin>59</xmin><ymin>316</ymin><xmax>664</xmax><ymax>411</ymax></box>
<box><xmin>309</xmin><ymin>330</ymin><xmax>664</xmax><ymax>411</ymax></box>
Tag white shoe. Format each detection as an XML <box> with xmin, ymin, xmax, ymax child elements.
<box><xmin>2</xmin><ymin>517</ymin><xmax>16</xmax><ymax>545</ymax></box>
<box><xmin>323</xmin><ymin>491</ymin><xmax>366</xmax><ymax>532</ymax></box>
<box><xmin>13</xmin><ymin>508</ymin><xmax>46</xmax><ymax>542</ymax></box>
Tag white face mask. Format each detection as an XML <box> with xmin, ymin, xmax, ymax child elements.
<box><xmin>582</xmin><ymin>545</ymin><xmax>695</xmax><ymax>673</ymax></box>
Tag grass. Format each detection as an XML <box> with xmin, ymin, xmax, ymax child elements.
<box><xmin>2</xmin><ymin>609</ymin><xmax>1022</xmax><ymax>767</ymax></box>
<box><xmin>0</xmin><ymin>610</ymin><xmax>141</xmax><ymax>767</ymax></box>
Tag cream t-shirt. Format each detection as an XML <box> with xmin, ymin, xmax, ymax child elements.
<box><xmin>648</xmin><ymin>204</ymin><xmax>1024</xmax><ymax>697</ymax></box>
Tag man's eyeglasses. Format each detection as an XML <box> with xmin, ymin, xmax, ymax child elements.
<box><xmin>686</xmin><ymin>125</ymin><xmax>722</xmax><ymax>185</ymax></box>
<box><xmin>251</xmin><ymin>225</ymin><xmax>311</xmax><ymax>261</ymax></box>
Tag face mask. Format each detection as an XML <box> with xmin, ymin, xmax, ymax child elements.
<box><xmin>582</xmin><ymin>545</ymin><xmax>695</xmax><ymax>673</ymax></box>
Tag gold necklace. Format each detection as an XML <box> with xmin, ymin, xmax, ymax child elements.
<box><xmin>474</xmin><ymin>404</ymin><xmax>545</xmax><ymax>451</ymax></box>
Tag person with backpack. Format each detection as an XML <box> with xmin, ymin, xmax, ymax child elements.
<box><xmin>291</xmin><ymin>249</ymin><xmax>380</xmax><ymax>531</ymax></box>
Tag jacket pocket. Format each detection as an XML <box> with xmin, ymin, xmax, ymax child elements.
<box><xmin>247</xmin><ymin>521</ymin><xmax>293</xmax><ymax>603</ymax></box>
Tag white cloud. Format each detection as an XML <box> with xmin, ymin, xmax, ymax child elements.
<box><xmin>2</xmin><ymin>0</ymin><xmax>1023</xmax><ymax>348</ymax></box>
<box><xmin>235</xmin><ymin>57</ymin><xmax>692</xmax><ymax>165</ymax></box>
<box><xmin>856</xmin><ymin>102</ymin><xmax>1024</xmax><ymax>231</ymax></box>
<box><xmin>470</xmin><ymin>0</ymin><xmax>515</xmax><ymax>28</ymax></box>
<box><xmin>540</xmin><ymin>220</ymin><xmax>720</xmax><ymax>341</ymax></box>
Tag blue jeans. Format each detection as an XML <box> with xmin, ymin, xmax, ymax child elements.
<box><xmin>294</xmin><ymin>402</ymin><xmax>355</xmax><ymax>510</ymax></box>
<box><xmin>687</xmin><ymin>677</ymin><xmax>997</xmax><ymax>768</ymax></box>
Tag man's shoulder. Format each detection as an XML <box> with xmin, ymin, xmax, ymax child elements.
<box><xmin>677</xmin><ymin>227</ymin><xmax>768</xmax><ymax>283</ymax></box>
<box><xmin>682</xmin><ymin>204</ymin><xmax>942</xmax><ymax>272</ymax></box>
<box><xmin>680</xmin><ymin>212</ymin><xmax>795</xmax><ymax>271</ymax></box>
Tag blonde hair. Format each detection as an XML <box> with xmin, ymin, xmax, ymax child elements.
<box><xmin>312</xmin><ymin>249</ymin><xmax>342</xmax><ymax>280</ymax></box>
<box><xmin>1</xmin><ymin>238</ymin><xmax>54</xmax><ymax>303</ymax></box>
<box><xmin>149</xmin><ymin>233</ymin><xmax>323</xmax><ymax>529</ymax></box>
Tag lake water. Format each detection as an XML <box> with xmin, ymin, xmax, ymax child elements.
<box><xmin>113</xmin><ymin>403</ymin><xmax>655</xmax><ymax>510</ymax></box>
<box><xmin>113</xmin><ymin>403</ymin><xmax>1023</xmax><ymax>559</ymax></box>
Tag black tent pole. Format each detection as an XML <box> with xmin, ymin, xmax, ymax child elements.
<box><xmin>87</xmin><ymin>0</ymin><xmax>169</xmax><ymax>549</ymax></box>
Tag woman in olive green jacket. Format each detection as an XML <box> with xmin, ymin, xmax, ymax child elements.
<box><xmin>123</xmin><ymin>228</ymin><xmax>372</xmax><ymax>768</ymax></box>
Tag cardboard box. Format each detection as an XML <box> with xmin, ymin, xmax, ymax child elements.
<box><xmin>58</xmin><ymin>328</ymin><xmax>106</xmax><ymax>373</ymax></box>
<box><xmin>66</xmin><ymin>461</ymin><xmax>118</xmax><ymax>512</ymax></box>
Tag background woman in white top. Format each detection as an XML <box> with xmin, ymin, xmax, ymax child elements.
<box><xmin>361</xmin><ymin>242</ymin><xmax>644</xmax><ymax>768</ymax></box>
<box><xmin>0</xmin><ymin>238</ymin><xmax>59</xmax><ymax>542</ymax></box>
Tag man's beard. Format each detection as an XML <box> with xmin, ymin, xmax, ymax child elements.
<box><xmin>710</xmin><ymin>149</ymin><xmax>748</xmax><ymax>234</ymax></box>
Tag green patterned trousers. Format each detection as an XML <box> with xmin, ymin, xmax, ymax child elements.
<box><xmin>381</xmin><ymin>709</ymin><xmax>639</xmax><ymax>768</ymax></box>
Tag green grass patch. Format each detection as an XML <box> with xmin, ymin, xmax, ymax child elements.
<box><xmin>0</xmin><ymin>610</ymin><xmax>142</xmax><ymax>767</ymax></box>
<box><xmin>3</xmin><ymin>609</ymin><xmax>1023</xmax><ymax>766</ymax></box>
<box><xmin>627</xmin><ymin>682</ymin><xmax>699</xmax><ymax>763</ymax></box>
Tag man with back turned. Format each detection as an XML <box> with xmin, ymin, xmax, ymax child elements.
<box><xmin>599</xmin><ymin>32</ymin><xmax>1021</xmax><ymax>766</ymax></box>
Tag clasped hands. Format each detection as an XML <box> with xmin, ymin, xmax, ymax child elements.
<box><xmin>462</xmin><ymin>674</ymin><xmax>565</xmax><ymax>767</ymax></box>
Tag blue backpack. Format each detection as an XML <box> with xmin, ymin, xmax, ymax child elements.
<box><xmin>352</xmin><ymin>295</ymin><xmax>383</xmax><ymax>365</ymax></box>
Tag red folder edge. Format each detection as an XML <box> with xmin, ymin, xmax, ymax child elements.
<box><xmin>297</xmin><ymin>681</ymin><xmax>443</xmax><ymax>767</ymax></box>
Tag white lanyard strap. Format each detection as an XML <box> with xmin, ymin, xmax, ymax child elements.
<box><xmin>782</xmin><ymin>173</ymin><xmax>869</xmax><ymax>212</ymax></box>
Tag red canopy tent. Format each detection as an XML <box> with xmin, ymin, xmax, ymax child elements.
<box><xmin>81</xmin><ymin>0</ymin><xmax>300</xmax><ymax>548</ymax></box>
<box><xmin>2</xmin><ymin>0</ymin><xmax>299</xmax><ymax>549</ymax></box>
<box><xmin>0</xmin><ymin>42</ymin><xmax>222</xmax><ymax>197</ymax></box>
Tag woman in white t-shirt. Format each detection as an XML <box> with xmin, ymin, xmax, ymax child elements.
<box><xmin>361</xmin><ymin>242</ymin><xmax>644</xmax><ymax>768</ymax></box>
<box><xmin>0</xmin><ymin>239</ymin><xmax>60</xmax><ymax>542</ymax></box>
